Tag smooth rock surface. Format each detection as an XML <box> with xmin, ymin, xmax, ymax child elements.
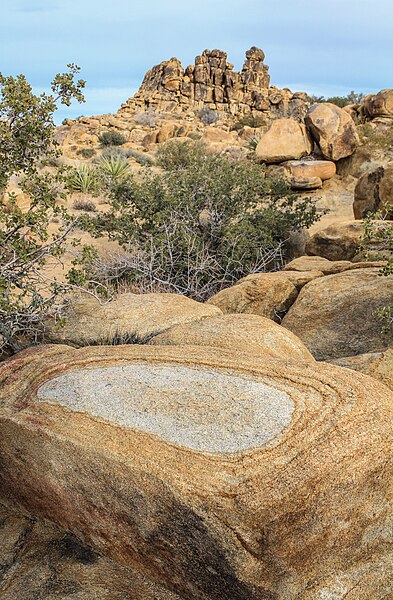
<box><xmin>48</xmin><ymin>292</ymin><xmax>222</xmax><ymax>346</ymax></box>
<box><xmin>255</xmin><ymin>118</ymin><xmax>312</xmax><ymax>163</ymax></box>
<box><xmin>0</xmin><ymin>344</ymin><xmax>392</xmax><ymax>599</ymax></box>
<box><xmin>305</xmin><ymin>220</ymin><xmax>365</xmax><ymax>261</ymax></box>
<box><xmin>149</xmin><ymin>314</ymin><xmax>315</xmax><ymax>362</ymax></box>
<box><xmin>305</xmin><ymin>103</ymin><xmax>359</xmax><ymax>161</ymax></box>
<box><xmin>282</xmin><ymin>267</ymin><xmax>393</xmax><ymax>359</ymax></box>
<box><xmin>286</xmin><ymin>159</ymin><xmax>336</xmax><ymax>181</ymax></box>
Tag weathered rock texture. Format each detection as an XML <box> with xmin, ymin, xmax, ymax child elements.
<box><xmin>0</xmin><ymin>502</ymin><xmax>180</xmax><ymax>599</ymax></box>
<box><xmin>149</xmin><ymin>314</ymin><xmax>314</xmax><ymax>362</ymax></box>
<box><xmin>255</xmin><ymin>118</ymin><xmax>312</xmax><ymax>163</ymax></box>
<box><xmin>305</xmin><ymin>103</ymin><xmax>359</xmax><ymax>161</ymax></box>
<box><xmin>47</xmin><ymin>292</ymin><xmax>222</xmax><ymax>346</ymax></box>
<box><xmin>367</xmin><ymin>348</ymin><xmax>393</xmax><ymax>390</ymax></box>
<box><xmin>119</xmin><ymin>47</ymin><xmax>310</xmax><ymax>120</ymax></box>
<box><xmin>305</xmin><ymin>220</ymin><xmax>365</xmax><ymax>261</ymax></box>
<box><xmin>362</xmin><ymin>89</ymin><xmax>393</xmax><ymax>119</ymax></box>
<box><xmin>0</xmin><ymin>344</ymin><xmax>392</xmax><ymax>599</ymax></box>
<box><xmin>353</xmin><ymin>162</ymin><xmax>393</xmax><ymax>219</ymax></box>
<box><xmin>282</xmin><ymin>267</ymin><xmax>393</xmax><ymax>359</ymax></box>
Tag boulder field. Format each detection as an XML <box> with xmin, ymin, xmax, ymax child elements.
<box><xmin>0</xmin><ymin>344</ymin><xmax>392</xmax><ymax>599</ymax></box>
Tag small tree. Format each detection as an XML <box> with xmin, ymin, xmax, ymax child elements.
<box><xmin>81</xmin><ymin>142</ymin><xmax>320</xmax><ymax>300</ymax></box>
<box><xmin>0</xmin><ymin>65</ymin><xmax>86</xmax><ymax>355</ymax></box>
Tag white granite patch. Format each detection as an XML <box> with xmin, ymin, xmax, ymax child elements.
<box><xmin>37</xmin><ymin>365</ymin><xmax>294</xmax><ymax>453</ymax></box>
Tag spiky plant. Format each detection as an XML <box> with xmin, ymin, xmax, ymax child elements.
<box><xmin>97</xmin><ymin>155</ymin><xmax>130</xmax><ymax>184</ymax></box>
<box><xmin>67</xmin><ymin>164</ymin><xmax>97</xmax><ymax>193</ymax></box>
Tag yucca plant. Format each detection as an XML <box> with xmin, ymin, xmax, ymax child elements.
<box><xmin>97</xmin><ymin>155</ymin><xmax>130</xmax><ymax>184</ymax></box>
<box><xmin>67</xmin><ymin>164</ymin><xmax>97</xmax><ymax>193</ymax></box>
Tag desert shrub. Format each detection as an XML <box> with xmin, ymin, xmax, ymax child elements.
<box><xmin>187</xmin><ymin>131</ymin><xmax>203</xmax><ymax>141</ymax></box>
<box><xmin>72</xmin><ymin>198</ymin><xmax>97</xmax><ymax>212</ymax></box>
<box><xmin>67</xmin><ymin>164</ymin><xmax>97</xmax><ymax>193</ymax></box>
<box><xmin>126</xmin><ymin>148</ymin><xmax>155</xmax><ymax>166</ymax></box>
<box><xmin>0</xmin><ymin>65</ymin><xmax>88</xmax><ymax>355</ymax></box>
<box><xmin>231</xmin><ymin>114</ymin><xmax>268</xmax><ymax>131</ymax></box>
<box><xmin>81</xmin><ymin>148</ymin><xmax>320</xmax><ymax>300</ymax></box>
<box><xmin>308</xmin><ymin>91</ymin><xmax>365</xmax><ymax>107</ymax></box>
<box><xmin>134</xmin><ymin>108</ymin><xmax>162</xmax><ymax>128</ymax></box>
<box><xmin>156</xmin><ymin>139</ymin><xmax>208</xmax><ymax>170</ymax></box>
<box><xmin>76</xmin><ymin>147</ymin><xmax>96</xmax><ymax>159</ymax></box>
<box><xmin>96</xmin><ymin>155</ymin><xmax>130</xmax><ymax>185</ymax></box>
<box><xmin>199</xmin><ymin>108</ymin><xmax>219</xmax><ymax>125</ymax></box>
<box><xmin>361</xmin><ymin>208</ymin><xmax>393</xmax><ymax>331</ymax></box>
<box><xmin>98</xmin><ymin>130</ymin><xmax>126</xmax><ymax>146</ymax></box>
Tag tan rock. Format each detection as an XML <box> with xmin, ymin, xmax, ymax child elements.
<box><xmin>305</xmin><ymin>103</ymin><xmax>359</xmax><ymax>161</ymax></box>
<box><xmin>284</xmin><ymin>255</ymin><xmax>353</xmax><ymax>274</ymax></box>
<box><xmin>290</xmin><ymin>175</ymin><xmax>322</xmax><ymax>190</ymax></box>
<box><xmin>255</xmin><ymin>118</ymin><xmax>312</xmax><ymax>164</ymax></box>
<box><xmin>201</xmin><ymin>127</ymin><xmax>237</xmax><ymax>144</ymax></box>
<box><xmin>367</xmin><ymin>348</ymin><xmax>393</xmax><ymax>390</ymax></box>
<box><xmin>48</xmin><ymin>292</ymin><xmax>222</xmax><ymax>346</ymax></box>
<box><xmin>328</xmin><ymin>351</ymin><xmax>382</xmax><ymax>373</ymax></box>
<box><xmin>282</xmin><ymin>267</ymin><xmax>393</xmax><ymax>359</ymax></box>
<box><xmin>0</xmin><ymin>344</ymin><xmax>392</xmax><ymax>598</ymax></box>
<box><xmin>305</xmin><ymin>220</ymin><xmax>365</xmax><ymax>261</ymax></box>
<box><xmin>353</xmin><ymin>162</ymin><xmax>393</xmax><ymax>219</ymax></box>
<box><xmin>363</xmin><ymin>89</ymin><xmax>393</xmax><ymax>119</ymax></box>
<box><xmin>286</xmin><ymin>159</ymin><xmax>336</xmax><ymax>181</ymax></box>
<box><xmin>207</xmin><ymin>272</ymin><xmax>299</xmax><ymax>320</ymax></box>
<box><xmin>149</xmin><ymin>313</ymin><xmax>314</xmax><ymax>362</ymax></box>
<box><xmin>239</xmin><ymin>269</ymin><xmax>323</xmax><ymax>289</ymax></box>
<box><xmin>0</xmin><ymin>502</ymin><xmax>180</xmax><ymax>600</ymax></box>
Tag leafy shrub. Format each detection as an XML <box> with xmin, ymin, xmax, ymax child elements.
<box><xmin>231</xmin><ymin>114</ymin><xmax>268</xmax><ymax>131</ymax></box>
<box><xmin>98</xmin><ymin>130</ymin><xmax>127</xmax><ymax>146</ymax></box>
<box><xmin>76</xmin><ymin>147</ymin><xmax>96</xmax><ymax>159</ymax></box>
<box><xmin>134</xmin><ymin>108</ymin><xmax>162</xmax><ymax>128</ymax></box>
<box><xmin>67</xmin><ymin>164</ymin><xmax>97</xmax><ymax>193</ymax></box>
<box><xmin>126</xmin><ymin>148</ymin><xmax>155</xmax><ymax>166</ymax></box>
<box><xmin>81</xmin><ymin>145</ymin><xmax>320</xmax><ymax>300</ymax></box>
<box><xmin>0</xmin><ymin>65</ymin><xmax>87</xmax><ymax>355</ymax></box>
<box><xmin>308</xmin><ymin>91</ymin><xmax>365</xmax><ymax>108</ymax></box>
<box><xmin>156</xmin><ymin>139</ymin><xmax>208</xmax><ymax>170</ymax></box>
<box><xmin>199</xmin><ymin>108</ymin><xmax>219</xmax><ymax>125</ymax></box>
<box><xmin>72</xmin><ymin>198</ymin><xmax>97</xmax><ymax>212</ymax></box>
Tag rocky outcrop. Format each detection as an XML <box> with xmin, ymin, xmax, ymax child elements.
<box><xmin>362</xmin><ymin>89</ymin><xmax>393</xmax><ymax>120</ymax></box>
<box><xmin>305</xmin><ymin>103</ymin><xmax>359</xmax><ymax>160</ymax></box>
<box><xmin>353</xmin><ymin>162</ymin><xmax>393</xmax><ymax>219</ymax></box>
<box><xmin>149</xmin><ymin>313</ymin><xmax>314</xmax><ymax>362</ymax></box>
<box><xmin>367</xmin><ymin>348</ymin><xmax>393</xmax><ymax>390</ymax></box>
<box><xmin>47</xmin><ymin>292</ymin><xmax>222</xmax><ymax>346</ymax></box>
<box><xmin>282</xmin><ymin>267</ymin><xmax>393</xmax><ymax>359</ymax></box>
<box><xmin>207</xmin><ymin>272</ymin><xmax>300</xmax><ymax>321</ymax></box>
<box><xmin>0</xmin><ymin>344</ymin><xmax>392</xmax><ymax>599</ymax></box>
<box><xmin>305</xmin><ymin>220</ymin><xmax>365</xmax><ymax>261</ymax></box>
<box><xmin>119</xmin><ymin>47</ymin><xmax>310</xmax><ymax>120</ymax></box>
<box><xmin>255</xmin><ymin>118</ymin><xmax>312</xmax><ymax>163</ymax></box>
<box><xmin>284</xmin><ymin>254</ymin><xmax>387</xmax><ymax>274</ymax></box>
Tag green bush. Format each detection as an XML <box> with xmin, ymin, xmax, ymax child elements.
<box><xmin>96</xmin><ymin>155</ymin><xmax>130</xmax><ymax>184</ymax></box>
<box><xmin>231</xmin><ymin>114</ymin><xmax>268</xmax><ymax>131</ymax></box>
<box><xmin>67</xmin><ymin>164</ymin><xmax>97</xmax><ymax>193</ymax></box>
<box><xmin>308</xmin><ymin>91</ymin><xmax>365</xmax><ymax>108</ymax></box>
<box><xmin>156</xmin><ymin>139</ymin><xmax>208</xmax><ymax>170</ymax></box>
<box><xmin>98</xmin><ymin>130</ymin><xmax>127</xmax><ymax>147</ymax></box>
<box><xmin>76</xmin><ymin>147</ymin><xmax>96</xmax><ymax>159</ymax></box>
<box><xmin>81</xmin><ymin>144</ymin><xmax>320</xmax><ymax>300</ymax></box>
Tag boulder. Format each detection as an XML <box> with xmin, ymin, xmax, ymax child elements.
<box><xmin>0</xmin><ymin>502</ymin><xmax>179</xmax><ymax>600</ymax></box>
<box><xmin>47</xmin><ymin>293</ymin><xmax>222</xmax><ymax>346</ymax></box>
<box><xmin>305</xmin><ymin>103</ymin><xmax>359</xmax><ymax>161</ymax></box>
<box><xmin>207</xmin><ymin>273</ymin><xmax>299</xmax><ymax>320</ymax></box>
<box><xmin>285</xmin><ymin>159</ymin><xmax>336</xmax><ymax>181</ymax></box>
<box><xmin>239</xmin><ymin>269</ymin><xmax>323</xmax><ymax>289</ymax></box>
<box><xmin>353</xmin><ymin>162</ymin><xmax>393</xmax><ymax>219</ymax></box>
<box><xmin>305</xmin><ymin>220</ymin><xmax>365</xmax><ymax>261</ymax></box>
<box><xmin>255</xmin><ymin>118</ymin><xmax>312</xmax><ymax>164</ymax></box>
<box><xmin>282</xmin><ymin>267</ymin><xmax>393</xmax><ymax>359</ymax></box>
<box><xmin>289</xmin><ymin>176</ymin><xmax>322</xmax><ymax>190</ymax></box>
<box><xmin>0</xmin><ymin>344</ymin><xmax>392</xmax><ymax>599</ymax></box>
<box><xmin>285</xmin><ymin>254</ymin><xmax>387</xmax><ymax>275</ymax></box>
<box><xmin>149</xmin><ymin>313</ymin><xmax>315</xmax><ymax>362</ymax></box>
<box><xmin>328</xmin><ymin>351</ymin><xmax>382</xmax><ymax>374</ymax></box>
<box><xmin>367</xmin><ymin>348</ymin><xmax>393</xmax><ymax>390</ymax></box>
<box><xmin>201</xmin><ymin>127</ymin><xmax>237</xmax><ymax>144</ymax></box>
<box><xmin>363</xmin><ymin>89</ymin><xmax>393</xmax><ymax>119</ymax></box>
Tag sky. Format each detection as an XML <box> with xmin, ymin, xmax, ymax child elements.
<box><xmin>1</xmin><ymin>0</ymin><xmax>393</xmax><ymax>123</ymax></box>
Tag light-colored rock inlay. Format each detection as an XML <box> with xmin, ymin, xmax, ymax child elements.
<box><xmin>37</xmin><ymin>364</ymin><xmax>294</xmax><ymax>453</ymax></box>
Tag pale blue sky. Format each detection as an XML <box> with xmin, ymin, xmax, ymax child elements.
<box><xmin>1</xmin><ymin>0</ymin><xmax>392</xmax><ymax>122</ymax></box>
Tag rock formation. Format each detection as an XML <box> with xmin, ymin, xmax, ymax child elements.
<box><xmin>119</xmin><ymin>47</ymin><xmax>310</xmax><ymax>120</ymax></box>
<box><xmin>353</xmin><ymin>162</ymin><xmax>393</xmax><ymax>219</ymax></box>
<box><xmin>0</xmin><ymin>344</ymin><xmax>392</xmax><ymax>598</ymax></box>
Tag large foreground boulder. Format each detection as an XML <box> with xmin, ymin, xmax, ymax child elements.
<box><xmin>0</xmin><ymin>502</ymin><xmax>179</xmax><ymax>600</ymax></box>
<box><xmin>48</xmin><ymin>292</ymin><xmax>222</xmax><ymax>346</ymax></box>
<box><xmin>0</xmin><ymin>344</ymin><xmax>392</xmax><ymax>599</ymax></box>
<box><xmin>353</xmin><ymin>162</ymin><xmax>393</xmax><ymax>219</ymax></box>
<box><xmin>282</xmin><ymin>267</ymin><xmax>393</xmax><ymax>359</ymax></box>
<box><xmin>255</xmin><ymin>118</ymin><xmax>312</xmax><ymax>163</ymax></box>
<box><xmin>305</xmin><ymin>103</ymin><xmax>359</xmax><ymax>161</ymax></box>
<box><xmin>149</xmin><ymin>314</ymin><xmax>314</xmax><ymax>362</ymax></box>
